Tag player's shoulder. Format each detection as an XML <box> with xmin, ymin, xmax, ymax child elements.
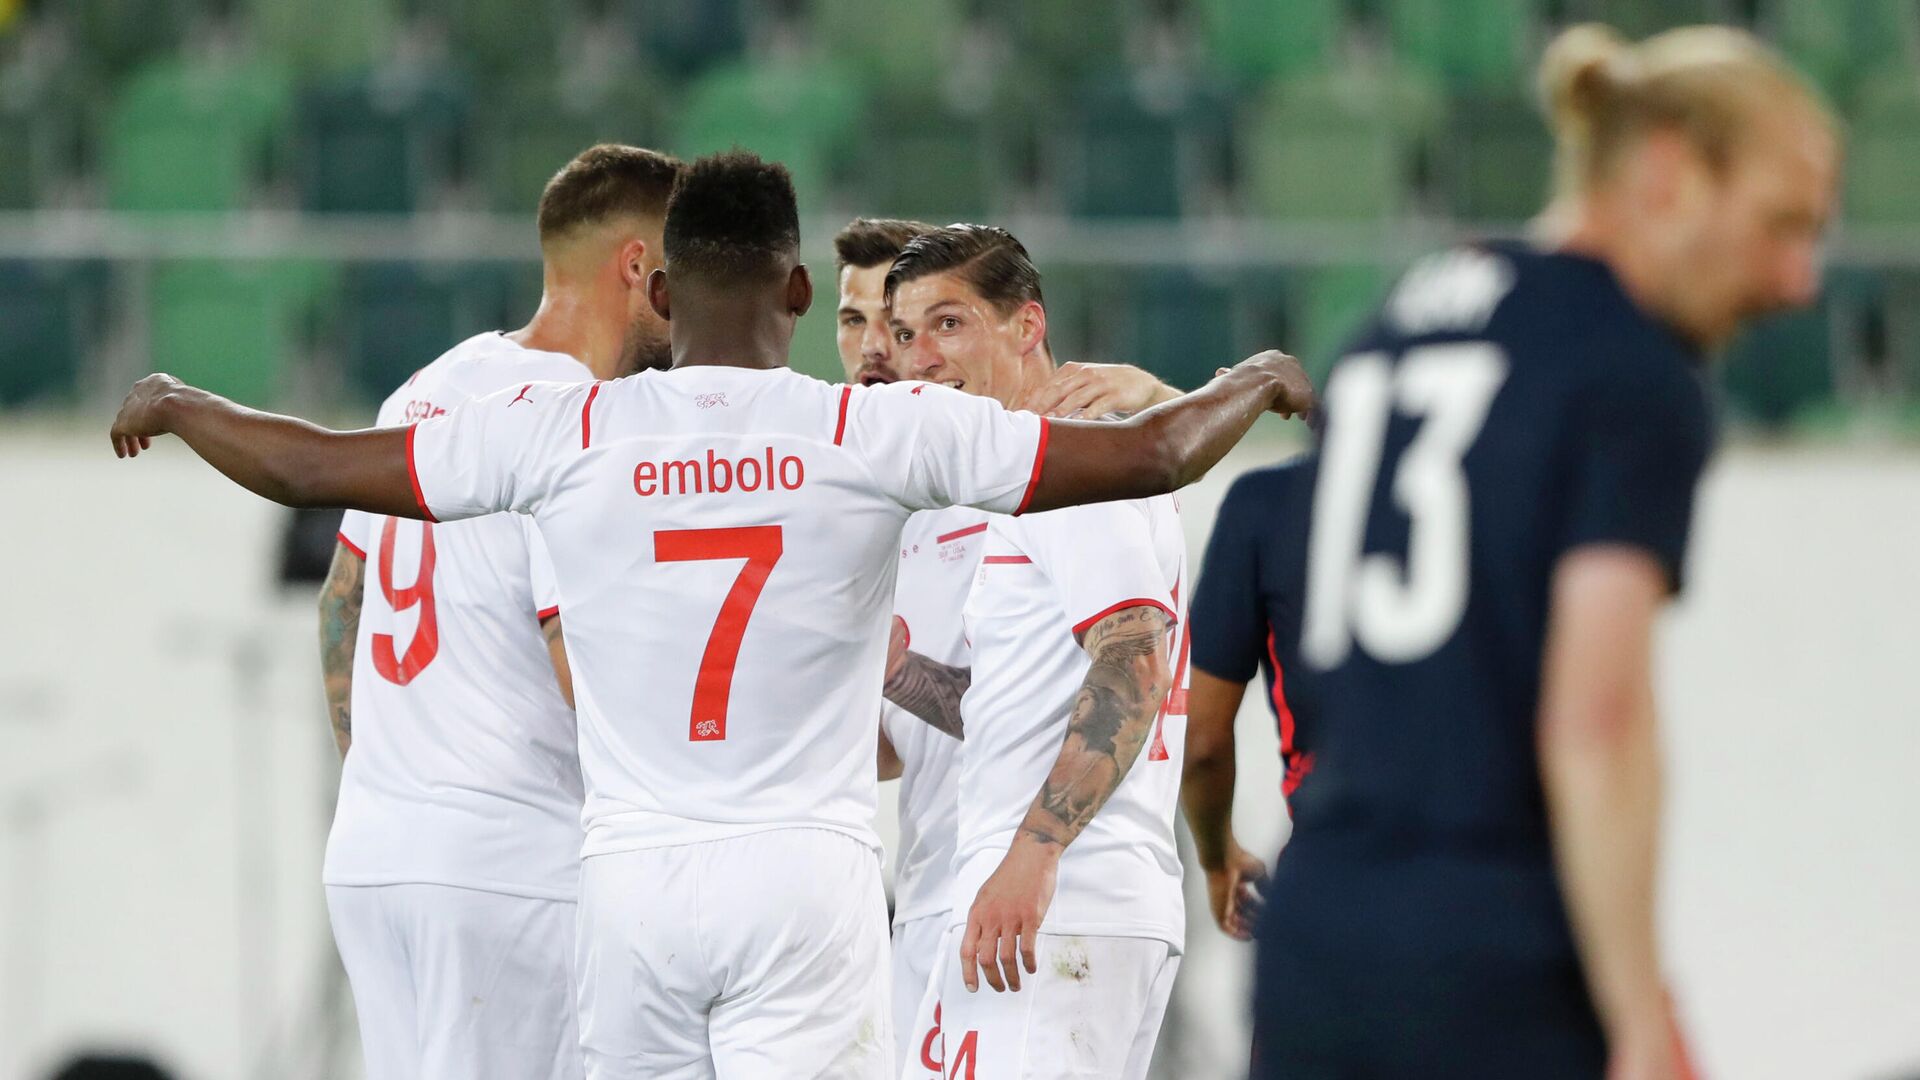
<box><xmin>445</xmin><ymin>332</ymin><xmax>593</xmax><ymax>395</ymax></box>
<box><xmin>1222</xmin><ymin>453</ymin><xmax>1316</xmax><ymax>509</ymax></box>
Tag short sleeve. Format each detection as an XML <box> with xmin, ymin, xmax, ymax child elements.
<box><xmin>1019</xmin><ymin>502</ymin><xmax>1175</xmax><ymax>637</ymax></box>
<box><xmin>1189</xmin><ymin>472</ymin><xmax>1271</xmax><ymax>683</ymax></box>
<box><xmin>337</xmin><ymin>509</ymin><xmax>373</xmax><ymax>561</ymax></box>
<box><xmin>841</xmin><ymin>383</ymin><xmax>1047</xmax><ymax>514</ymax></box>
<box><xmin>525</xmin><ymin>518</ymin><xmax>561</xmax><ymax>620</ymax></box>
<box><xmin>408</xmin><ymin>379</ymin><xmax>592</xmax><ymax>522</ymax></box>
<box><xmin>1559</xmin><ymin>361</ymin><xmax>1714</xmax><ymax>592</ymax></box>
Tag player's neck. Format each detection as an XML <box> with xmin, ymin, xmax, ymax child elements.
<box><xmin>510</xmin><ymin>287</ymin><xmax>623</xmax><ymax>381</ymax></box>
<box><xmin>669</xmin><ymin>310</ymin><xmax>794</xmax><ymax>371</ymax></box>
<box><xmin>1544</xmin><ymin>201</ymin><xmax>1679</xmax><ymax>337</ymax></box>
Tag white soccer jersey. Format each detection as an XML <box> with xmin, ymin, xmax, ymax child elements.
<box><xmin>882</xmin><ymin>505</ymin><xmax>985</xmax><ymax>925</ymax></box>
<box><xmin>406</xmin><ymin>366</ymin><xmax>1049</xmax><ymax>857</ymax></box>
<box><xmin>323</xmin><ymin>332</ymin><xmax>590</xmax><ymax>901</ymax></box>
<box><xmin>951</xmin><ymin>495</ymin><xmax>1192</xmax><ymax>950</ymax></box>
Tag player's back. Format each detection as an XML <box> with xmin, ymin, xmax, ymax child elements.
<box><xmin>407</xmin><ymin>366</ymin><xmax>1048</xmax><ymax>858</ymax></box>
<box><xmin>325</xmin><ymin>332</ymin><xmax>590</xmax><ymax>900</ymax></box>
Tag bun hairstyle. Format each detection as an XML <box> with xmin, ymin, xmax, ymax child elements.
<box><xmin>1538</xmin><ymin>22</ymin><xmax>1833</xmax><ymax>197</ymax></box>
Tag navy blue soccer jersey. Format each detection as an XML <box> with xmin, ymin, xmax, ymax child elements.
<box><xmin>1284</xmin><ymin>241</ymin><xmax>1714</xmax><ymax>853</ymax></box>
<box><xmin>1189</xmin><ymin>454</ymin><xmax>1319</xmax><ymax>800</ymax></box>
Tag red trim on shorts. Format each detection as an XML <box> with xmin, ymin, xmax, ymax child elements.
<box><xmin>537</xmin><ymin>605</ymin><xmax>560</xmax><ymax>622</ymax></box>
<box><xmin>581</xmin><ymin>382</ymin><xmax>603</xmax><ymax>449</ymax></box>
<box><xmin>981</xmin><ymin>554</ymin><xmax>1032</xmax><ymax>565</ymax></box>
<box><xmin>1071</xmin><ymin>598</ymin><xmax>1177</xmax><ymax>638</ymax></box>
<box><xmin>936</xmin><ymin>522</ymin><xmax>988</xmax><ymax>544</ymax></box>
<box><xmin>1013</xmin><ymin>417</ymin><xmax>1051</xmax><ymax>516</ymax></box>
<box><xmin>833</xmin><ymin>385</ymin><xmax>852</xmax><ymax>445</ymax></box>
<box><xmin>405</xmin><ymin>424</ymin><xmax>438</xmax><ymax>523</ymax></box>
<box><xmin>1267</xmin><ymin>628</ymin><xmax>1313</xmax><ymax>798</ymax></box>
<box><xmin>336</xmin><ymin>532</ymin><xmax>366</xmax><ymax>560</ymax></box>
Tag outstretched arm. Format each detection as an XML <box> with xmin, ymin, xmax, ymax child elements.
<box><xmin>882</xmin><ymin>615</ymin><xmax>969</xmax><ymax>739</ymax></box>
<box><xmin>111</xmin><ymin>374</ymin><xmax>422</xmax><ymax>517</ymax></box>
<box><xmin>1181</xmin><ymin>668</ymin><xmax>1266</xmax><ymax>941</ymax></box>
<box><xmin>1021</xmin><ymin>351</ymin><xmax>1314</xmax><ymax>514</ymax></box>
<box><xmin>318</xmin><ymin>541</ymin><xmax>364</xmax><ymax>758</ymax></box>
<box><xmin>959</xmin><ymin>604</ymin><xmax>1172</xmax><ymax>993</ymax></box>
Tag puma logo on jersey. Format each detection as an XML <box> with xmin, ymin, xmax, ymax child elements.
<box><xmin>910</xmin><ymin>385</ymin><xmax>925</xmax><ymax>395</ymax></box>
<box><xmin>508</xmin><ymin>384</ymin><xmax>535</xmax><ymax>407</ymax></box>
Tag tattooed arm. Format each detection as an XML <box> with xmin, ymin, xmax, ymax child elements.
<box><xmin>542</xmin><ymin>612</ymin><xmax>574</xmax><ymax>709</ymax></box>
<box><xmin>883</xmin><ymin>615</ymin><xmax>969</xmax><ymax>739</ymax></box>
<box><xmin>318</xmin><ymin>541</ymin><xmax>365</xmax><ymax>757</ymax></box>
<box><xmin>958</xmin><ymin>603</ymin><xmax>1173</xmax><ymax>993</ymax></box>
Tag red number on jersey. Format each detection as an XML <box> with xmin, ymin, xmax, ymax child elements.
<box><xmin>1147</xmin><ymin>582</ymin><xmax>1191</xmax><ymax>762</ymax></box>
<box><xmin>654</xmin><ymin>526</ymin><xmax>785</xmax><ymax>741</ymax></box>
<box><xmin>372</xmin><ymin>517</ymin><xmax>440</xmax><ymax>685</ymax></box>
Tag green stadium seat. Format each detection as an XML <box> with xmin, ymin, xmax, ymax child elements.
<box><xmin>104</xmin><ymin>59</ymin><xmax>293</xmax><ymax>212</ymax></box>
<box><xmin>421</xmin><ymin>0</ymin><xmax>564</xmax><ymax>81</ymax></box>
<box><xmin>625</xmin><ymin>0</ymin><xmax>746</xmax><ymax>80</ymax></box>
<box><xmin>1197</xmin><ymin>0</ymin><xmax>1343</xmax><ymax>85</ymax></box>
<box><xmin>1122</xmin><ymin>268</ymin><xmax>1239</xmax><ymax>391</ymax></box>
<box><xmin>1385</xmin><ymin>0</ymin><xmax>1535</xmax><ymax>92</ymax></box>
<box><xmin>0</xmin><ymin>260</ymin><xmax>105</xmax><ymax>407</ymax></box>
<box><xmin>473</xmin><ymin>74</ymin><xmax>665</xmax><ymax>214</ymax></box>
<box><xmin>1056</xmin><ymin>78</ymin><xmax>1207</xmax><ymax>220</ymax></box>
<box><xmin>1843</xmin><ymin>70</ymin><xmax>1920</xmax><ymax>225</ymax></box>
<box><xmin>332</xmin><ymin>262</ymin><xmax>517</xmax><ymax>404</ymax></box>
<box><xmin>977</xmin><ymin>0</ymin><xmax>1128</xmax><ymax>81</ymax></box>
<box><xmin>148</xmin><ymin>260</ymin><xmax>335</xmax><ymax>405</ymax></box>
<box><xmin>247</xmin><ymin>0</ymin><xmax>392</xmax><ymax>76</ymax></box>
<box><xmin>1432</xmin><ymin>92</ymin><xmax>1552</xmax><ymax>222</ymax></box>
<box><xmin>672</xmin><ymin>60</ymin><xmax>864</xmax><ymax>213</ymax></box>
<box><xmin>0</xmin><ymin>58</ymin><xmax>96</xmax><ymax>210</ymax></box>
<box><xmin>814</xmin><ymin>0</ymin><xmax>964</xmax><ymax>93</ymax></box>
<box><xmin>852</xmin><ymin>89</ymin><xmax>995</xmax><ymax>221</ymax></box>
<box><xmin>1719</xmin><ymin>304</ymin><xmax>1835</xmax><ymax>430</ymax></box>
<box><xmin>68</xmin><ymin>0</ymin><xmax>191</xmax><ymax>82</ymax></box>
<box><xmin>1291</xmin><ymin>262</ymin><xmax>1392</xmax><ymax>382</ymax></box>
<box><xmin>295</xmin><ymin>71</ymin><xmax>467</xmax><ymax>214</ymax></box>
<box><xmin>1238</xmin><ymin>65</ymin><xmax>1441</xmax><ymax>222</ymax></box>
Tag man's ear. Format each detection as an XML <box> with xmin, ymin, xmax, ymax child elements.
<box><xmin>1016</xmin><ymin>299</ymin><xmax>1048</xmax><ymax>357</ymax></box>
<box><xmin>787</xmin><ymin>264</ymin><xmax>814</xmax><ymax>318</ymax></box>
<box><xmin>647</xmin><ymin>267</ymin><xmax>671</xmax><ymax>321</ymax></box>
<box><xmin>619</xmin><ymin>238</ymin><xmax>649</xmax><ymax>289</ymax></box>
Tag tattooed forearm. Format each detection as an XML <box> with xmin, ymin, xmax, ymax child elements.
<box><xmin>318</xmin><ymin>541</ymin><xmax>365</xmax><ymax>758</ymax></box>
<box><xmin>884</xmin><ymin>651</ymin><xmax>970</xmax><ymax>739</ymax></box>
<box><xmin>1016</xmin><ymin>605</ymin><xmax>1171</xmax><ymax>850</ymax></box>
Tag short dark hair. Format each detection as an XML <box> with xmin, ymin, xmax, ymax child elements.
<box><xmin>833</xmin><ymin>218</ymin><xmax>936</xmax><ymax>271</ymax></box>
<box><xmin>662</xmin><ymin>151</ymin><xmax>802</xmax><ymax>283</ymax></box>
<box><xmin>536</xmin><ymin>144</ymin><xmax>684</xmax><ymax>245</ymax></box>
<box><xmin>883</xmin><ymin>224</ymin><xmax>1044</xmax><ymax>316</ymax></box>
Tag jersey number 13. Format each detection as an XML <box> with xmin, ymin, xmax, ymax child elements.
<box><xmin>1303</xmin><ymin>343</ymin><xmax>1507</xmax><ymax>669</ymax></box>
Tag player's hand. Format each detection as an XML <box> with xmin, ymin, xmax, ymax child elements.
<box><xmin>959</xmin><ymin>839</ymin><xmax>1058</xmax><ymax>994</ymax></box>
<box><xmin>1018</xmin><ymin>362</ymin><xmax>1178</xmax><ymax>420</ymax></box>
<box><xmin>1204</xmin><ymin>839</ymin><xmax>1268</xmax><ymax>942</ymax></box>
<box><xmin>1606</xmin><ymin>998</ymin><xmax>1699</xmax><ymax>1080</ymax></box>
<box><xmin>1219</xmin><ymin>351</ymin><xmax>1316</xmax><ymax>420</ymax></box>
<box><xmin>110</xmin><ymin>373</ymin><xmax>185</xmax><ymax>458</ymax></box>
<box><xmin>884</xmin><ymin>615</ymin><xmax>910</xmax><ymax>683</ymax></box>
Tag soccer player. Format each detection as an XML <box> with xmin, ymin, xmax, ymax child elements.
<box><xmin>831</xmin><ymin>216</ymin><xmax>1185</xmax><ymax>1073</ymax></box>
<box><xmin>883</xmin><ymin>225</ymin><xmax>1217</xmax><ymax>1080</ymax></box>
<box><xmin>316</xmin><ymin>143</ymin><xmax>681</xmax><ymax>1080</ymax></box>
<box><xmin>1181</xmin><ymin>452</ymin><xmax>1317</xmax><ymax>943</ymax></box>
<box><xmin>1257</xmin><ymin>25</ymin><xmax>1836</xmax><ymax>1080</ymax></box>
<box><xmin>109</xmin><ymin>151</ymin><xmax>1315</xmax><ymax>1080</ymax></box>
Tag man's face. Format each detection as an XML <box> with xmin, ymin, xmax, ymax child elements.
<box><xmin>612</xmin><ymin>226</ymin><xmax>674</xmax><ymax>376</ymax></box>
<box><xmin>887</xmin><ymin>272</ymin><xmax>1038</xmax><ymax>409</ymax></box>
<box><xmin>837</xmin><ymin>263</ymin><xmax>896</xmax><ymax>385</ymax></box>
<box><xmin>1657</xmin><ymin>113</ymin><xmax>1837</xmax><ymax>347</ymax></box>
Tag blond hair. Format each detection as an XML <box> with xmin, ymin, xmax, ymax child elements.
<box><xmin>1539</xmin><ymin>23</ymin><xmax>1834</xmax><ymax>198</ymax></box>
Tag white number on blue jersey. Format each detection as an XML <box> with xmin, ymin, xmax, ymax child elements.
<box><xmin>1304</xmin><ymin>342</ymin><xmax>1508</xmax><ymax>668</ymax></box>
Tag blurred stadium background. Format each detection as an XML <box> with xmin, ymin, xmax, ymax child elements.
<box><xmin>1</xmin><ymin>1</ymin><xmax>1918</xmax><ymax>1079</ymax></box>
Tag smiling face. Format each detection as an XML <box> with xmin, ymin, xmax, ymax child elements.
<box><xmin>835</xmin><ymin>262</ymin><xmax>897</xmax><ymax>385</ymax></box>
<box><xmin>886</xmin><ymin>271</ymin><xmax>1047</xmax><ymax>408</ymax></box>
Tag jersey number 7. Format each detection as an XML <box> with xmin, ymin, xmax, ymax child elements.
<box><xmin>655</xmin><ymin>526</ymin><xmax>785</xmax><ymax>742</ymax></box>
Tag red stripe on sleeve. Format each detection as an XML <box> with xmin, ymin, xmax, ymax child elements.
<box><xmin>405</xmin><ymin>423</ymin><xmax>439</xmax><ymax>523</ymax></box>
<box><xmin>1267</xmin><ymin>628</ymin><xmax>1312</xmax><ymax>798</ymax></box>
<box><xmin>581</xmin><ymin>382</ymin><xmax>603</xmax><ymax>449</ymax></box>
<box><xmin>336</xmin><ymin>532</ymin><xmax>366</xmax><ymax>560</ymax></box>
<box><xmin>537</xmin><ymin>605</ymin><xmax>560</xmax><ymax>622</ymax></box>
<box><xmin>936</xmin><ymin>522</ymin><xmax>989</xmax><ymax>544</ymax></box>
<box><xmin>1013</xmin><ymin>417</ymin><xmax>1051</xmax><ymax>516</ymax></box>
<box><xmin>1071</xmin><ymin>597</ymin><xmax>1177</xmax><ymax>638</ymax></box>
<box><xmin>833</xmin><ymin>385</ymin><xmax>852</xmax><ymax>445</ymax></box>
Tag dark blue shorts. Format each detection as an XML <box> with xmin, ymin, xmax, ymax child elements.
<box><xmin>1251</xmin><ymin>838</ymin><xmax>1607</xmax><ymax>1080</ymax></box>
